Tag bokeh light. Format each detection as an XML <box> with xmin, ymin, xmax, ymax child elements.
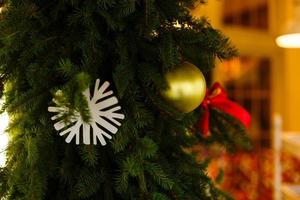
<box><xmin>0</xmin><ymin>111</ymin><xmax>9</xmax><ymax>167</ymax></box>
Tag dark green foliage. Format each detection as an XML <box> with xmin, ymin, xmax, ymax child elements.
<box><xmin>0</xmin><ymin>0</ymin><xmax>247</xmax><ymax>199</ymax></box>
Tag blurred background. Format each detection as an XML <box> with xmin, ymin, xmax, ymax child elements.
<box><xmin>0</xmin><ymin>1</ymin><xmax>299</xmax><ymax>199</ymax></box>
<box><xmin>190</xmin><ymin>0</ymin><xmax>300</xmax><ymax>199</ymax></box>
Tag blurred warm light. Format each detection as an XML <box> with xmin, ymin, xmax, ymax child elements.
<box><xmin>222</xmin><ymin>58</ymin><xmax>241</xmax><ymax>81</ymax></box>
<box><xmin>276</xmin><ymin>2</ymin><xmax>300</xmax><ymax>48</ymax></box>
<box><xmin>0</xmin><ymin>111</ymin><xmax>9</xmax><ymax>167</ymax></box>
<box><xmin>276</xmin><ymin>34</ymin><xmax>300</xmax><ymax>48</ymax></box>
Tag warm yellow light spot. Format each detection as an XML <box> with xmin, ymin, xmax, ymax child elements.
<box><xmin>166</xmin><ymin>80</ymin><xmax>205</xmax><ymax>99</ymax></box>
<box><xmin>0</xmin><ymin>112</ymin><xmax>9</xmax><ymax>167</ymax></box>
<box><xmin>276</xmin><ymin>33</ymin><xmax>300</xmax><ymax>48</ymax></box>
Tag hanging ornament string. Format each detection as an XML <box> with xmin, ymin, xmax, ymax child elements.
<box><xmin>198</xmin><ymin>82</ymin><xmax>251</xmax><ymax>136</ymax></box>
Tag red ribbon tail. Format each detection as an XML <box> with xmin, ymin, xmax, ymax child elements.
<box><xmin>213</xmin><ymin>100</ymin><xmax>251</xmax><ymax>128</ymax></box>
<box><xmin>198</xmin><ymin>105</ymin><xmax>210</xmax><ymax>137</ymax></box>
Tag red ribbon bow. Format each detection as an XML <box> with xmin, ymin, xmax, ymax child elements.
<box><xmin>198</xmin><ymin>82</ymin><xmax>251</xmax><ymax>136</ymax></box>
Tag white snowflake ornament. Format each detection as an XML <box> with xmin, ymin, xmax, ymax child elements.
<box><xmin>48</xmin><ymin>79</ymin><xmax>125</xmax><ymax>145</ymax></box>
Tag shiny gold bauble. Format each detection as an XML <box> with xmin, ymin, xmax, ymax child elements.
<box><xmin>161</xmin><ymin>62</ymin><xmax>206</xmax><ymax>113</ymax></box>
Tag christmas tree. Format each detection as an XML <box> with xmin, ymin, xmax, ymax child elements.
<box><xmin>0</xmin><ymin>0</ymin><xmax>250</xmax><ymax>199</ymax></box>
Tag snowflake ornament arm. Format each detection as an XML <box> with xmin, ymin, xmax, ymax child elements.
<box><xmin>48</xmin><ymin>79</ymin><xmax>125</xmax><ymax>145</ymax></box>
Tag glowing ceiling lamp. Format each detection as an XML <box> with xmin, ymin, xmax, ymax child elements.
<box><xmin>276</xmin><ymin>2</ymin><xmax>300</xmax><ymax>48</ymax></box>
<box><xmin>0</xmin><ymin>110</ymin><xmax>9</xmax><ymax>167</ymax></box>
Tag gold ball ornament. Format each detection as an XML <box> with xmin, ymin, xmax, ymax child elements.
<box><xmin>161</xmin><ymin>62</ymin><xmax>206</xmax><ymax>113</ymax></box>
